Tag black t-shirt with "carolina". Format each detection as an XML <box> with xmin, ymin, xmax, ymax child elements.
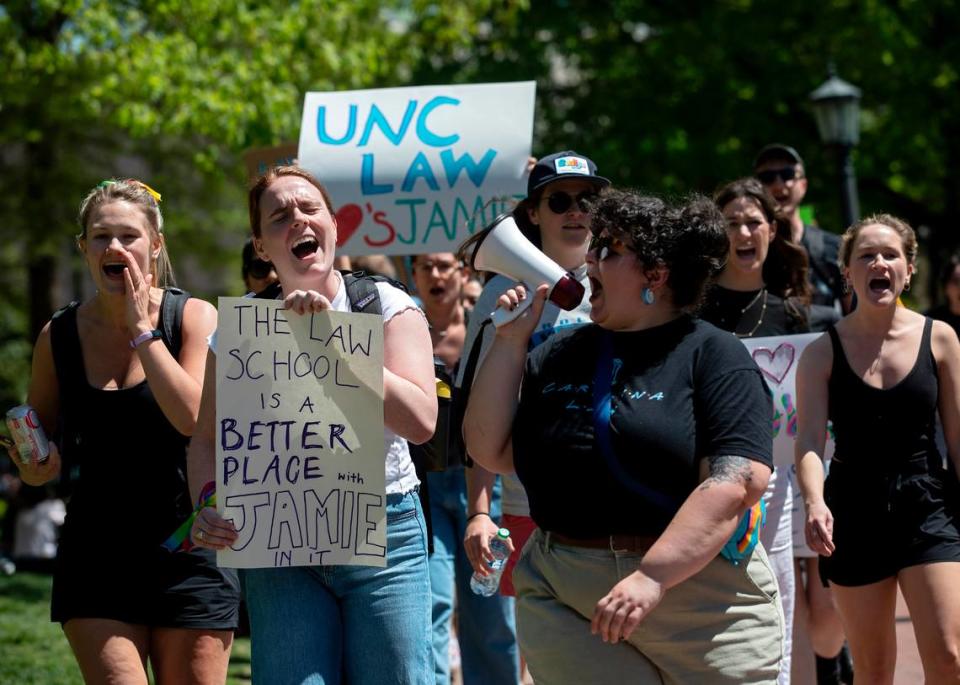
<box><xmin>513</xmin><ymin>316</ymin><xmax>773</xmax><ymax>538</ymax></box>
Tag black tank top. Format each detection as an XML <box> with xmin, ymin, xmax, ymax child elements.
<box><xmin>827</xmin><ymin>318</ymin><xmax>941</xmax><ymax>469</ymax></box>
<box><xmin>51</xmin><ymin>294</ymin><xmax>193</xmax><ymax>552</ymax></box>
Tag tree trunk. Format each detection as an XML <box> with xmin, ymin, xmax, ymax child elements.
<box><xmin>27</xmin><ymin>256</ymin><xmax>55</xmax><ymax>343</ymax></box>
<box><xmin>25</xmin><ymin>131</ymin><xmax>58</xmax><ymax>342</ymax></box>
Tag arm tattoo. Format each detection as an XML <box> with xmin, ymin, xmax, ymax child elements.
<box><xmin>698</xmin><ymin>455</ymin><xmax>754</xmax><ymax>492</ymax></box>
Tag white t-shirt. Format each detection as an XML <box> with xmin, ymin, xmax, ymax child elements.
<box><xmin>210</xmin><ymin>275</ymin><xmax>424</xmax><ymax>494</ymax></box>
<box><xmin>456</xmin><ymin>266</ymin><xmax>593</xmax><ymax>516</ymax></box>
<box><xmin>14</xmin><ymin>498</ymin><xmax>66</xmax><ymax>560</ymax></box>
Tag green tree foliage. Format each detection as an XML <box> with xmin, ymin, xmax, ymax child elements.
<box><xmin>0</xmin><ymin>0</ymin><xmax>522</xmax><ymax>408</ymax></box>
<box><xmin>2</xmin><ymin>0</ymin><xmax>957</xmax><ymax>409</ymax></box>
<box><xmin>421</xmin><ymin>0</ymin><xmax>959</xmax><ymax>301</ymax></box>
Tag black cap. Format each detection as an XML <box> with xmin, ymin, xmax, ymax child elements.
<box><xmin>528</xmin><ymin>150</ymin><xmax>610</xmax><ymax>196</ymax></box>
<box><xmin>753</xmin><ymin>144</ymin><xmax>804</xmax><ymax>170</ymax></box>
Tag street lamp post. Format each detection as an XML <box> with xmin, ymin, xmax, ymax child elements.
<box><xmin>810</xmin><ymin>67</ymin><xmax>862</xmax><ymax>228</ymax></box>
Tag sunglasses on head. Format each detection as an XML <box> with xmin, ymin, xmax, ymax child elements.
<box><xmin>756</xmin><ymin>167</ymin><xmax>801</xmax><ymax>185</ymax></box>
<box><xmin>248</xmin><ymin>258</ymin><xmax>274</xmax><ymax>280</ymax></box>
<box><xmin>544</xmin><ymin>191</ymin><xmax>597</xmax><ymax>215</ymax></box>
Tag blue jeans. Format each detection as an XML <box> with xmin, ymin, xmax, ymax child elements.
<box><xmin>241</xmin><ymin>490</ymin><xmax>433</xmax><ymax>685</ymax></box>
<box><xmin>427</xmin><ymin>467</ymin><xmax>519</xmax><ymax>685</ymax></box>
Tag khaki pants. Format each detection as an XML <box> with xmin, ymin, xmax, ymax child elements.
<box><xmin>513</xmin><ymin>529</ymin><xmax>784</xmax><ymax>684</ymax></box>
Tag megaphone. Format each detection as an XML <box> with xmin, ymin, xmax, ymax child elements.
<box><xmin>465</xmin><ymin>213</ymin><xmax>585</xmax><ymax>327</ymax></box>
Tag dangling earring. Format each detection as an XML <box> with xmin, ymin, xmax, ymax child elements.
<box><xmin>903</xmin><ymin>280</ymin><xmax>911</xmax><ymax>293</ymax></box>
<box><xmin>841</xmin><ymin>279</ymin><xmax>850</xmax><ymax>295</ymax></box>
<box><xmin>642</xmin><ymin>287</ymin><xmax>656</xmax><ymax>305</ymax></box>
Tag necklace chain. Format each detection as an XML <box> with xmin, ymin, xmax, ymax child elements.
<box><xmin>735</xmin><ymin>288</ymin><xmax>768</xmax><ymax>338</ymax></box>
<box><xmin>739</xmin><ymin>288</ymin><xmax>765</xmax><ymax>315</ymax></box>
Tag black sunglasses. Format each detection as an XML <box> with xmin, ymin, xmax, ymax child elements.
<box><xmin>248</xmin><ymin>258</ymin><xmax>274</xmax><ymax>280</ymax></box>
<box><xmin>545</xmin><ymin>191</ymin><xmax>597</xmax><ymax>215</ymax></box>
<box><xmin>588</xmin><ymin>232</ymin><xmax>630</xmax><ymax>260</ymax></box>
<box><xmin>756</xmin><ymin>167</ymin><xmax>801</xmax><ymax>185</ymax></box>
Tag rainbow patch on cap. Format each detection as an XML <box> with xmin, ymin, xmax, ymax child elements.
<box><xmin>553</xmin><ymin>156</ymin><xmax>590</xmax><ymax>175</ymax></box>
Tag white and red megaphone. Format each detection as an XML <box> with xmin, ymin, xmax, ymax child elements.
<box><xmin>465</xmin><ymin>213</ymin><xmax>585</xmax><ymax>327</ymax></box>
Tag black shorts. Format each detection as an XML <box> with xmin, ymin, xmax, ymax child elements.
<box><xmin>51</xmin><ymin>542</ymin><xmax>240</xmax><ymax>629</ymax></box>
<box><xmin>820</xmin><ymin>457</ymin><xmax>960</xmax><ymax>587</ymax></box>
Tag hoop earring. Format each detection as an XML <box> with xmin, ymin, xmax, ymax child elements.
<box><xmin>642</xmin><ymin>287</ymin><xmax>655</xmax><ymax>305</ymax></box>
<box><xmin>903</xmin><ymin>280</ymin><xmax>911</xmax><ymax>293</ymax></box>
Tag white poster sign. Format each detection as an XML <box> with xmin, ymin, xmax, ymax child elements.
<box><xmin>741</xmin><ymin>333</ymin><xmax>835</xmax><ymax>555</ymax></box>
<box><xmin>215</xmin><ymin>298</ymin><xmax>386</xmax><ymax>568</ymax></box>
<box><xmin>298</xmin><ymin>82</ymin><xmax>536</xmax><ymax>256</ymax></box>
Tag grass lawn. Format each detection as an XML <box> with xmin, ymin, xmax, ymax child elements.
<box><xmin>0</xmin><ymin>572</ymin><xmax>251</xmax><ymax>684</ymax></box>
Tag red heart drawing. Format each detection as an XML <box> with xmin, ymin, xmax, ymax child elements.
<box><xmin>334</xmin><ymin>204</ymin><xmax>363</xmax><ymax>247</ymax></box>
<box><xmin>752</xmin><ymin>343</ymin><xmax>796</xmax><ymax>385</ymax></box>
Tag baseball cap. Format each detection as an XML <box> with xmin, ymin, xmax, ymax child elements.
<box><xmin>528</xmin><ymin>150</ymin><xmax>610</xmax><ymax>196</ymax></box>
<box><xmin>753</xmin><ymin>144</ymin><xmax>805</xmax><ymax>170</ymax></box>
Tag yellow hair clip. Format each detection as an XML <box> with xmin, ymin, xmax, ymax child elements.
<box><xmin>96</xmin><ymin>178</ymin><xmax>162</xmax><ymax>203</ymax></box>
<box><xmin>128</xmin><ymin>179</ymin><xmax>162</xmax><ymax>203</ymax></box>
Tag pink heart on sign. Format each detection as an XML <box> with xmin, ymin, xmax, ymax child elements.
<box><xmin>752</xmin><ymin>343</ymin><xmax>796</xmax><ymax>385</ymax></box>
<box><xmin>334</xmin><ymin>204</ymin><xmax>363</xmax><ymax>247</ymax></box>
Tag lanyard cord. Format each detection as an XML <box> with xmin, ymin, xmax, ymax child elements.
<box><xmin>591</xmin><ymin>331</ymin><xmax>681</xmax><ymax>513</ymax></box>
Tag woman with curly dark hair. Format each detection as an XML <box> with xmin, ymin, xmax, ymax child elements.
<box><xmin>463</xmin><ymin>188</ymin><xmax>783</xmax><ymax>683</ymax></box>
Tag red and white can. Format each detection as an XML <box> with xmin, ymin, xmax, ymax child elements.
<box><xmin>5</xmin><ymin>405</ymin><xmax>50</xmax><ymax>465</ymax></box>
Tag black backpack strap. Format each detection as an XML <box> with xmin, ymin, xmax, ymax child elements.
<box><xmin>342</xmin><ymin>271</ymin><xmax>383</xmax><ymax>315</ymax></box>
<box><xmin>49</xmin><ymin>302</ymin><xmax>83</xmax><ymax>401</ymax></box>
<box><xmin>159</xmin><ymin>287</ymin><xmax>190</xmax><ymax>359</ymax></box>
<box><xmin>49</xmin><ymin>302</ymin><xmax>83</xmax><ymax>496</ymax></box>
<box><xmin>341</xmin><ymin>270</ymin><xmax>410</xmax><ymax>315</ymax></box>
<box><xmin>451</xmin><ymin>317</ymin><xmax>494</xmax><ymax>467</ymax></box>
<box><xmin>253</xmin><ymin>271</ymin><xmax>405</xmax><ymax>316</ymax></box>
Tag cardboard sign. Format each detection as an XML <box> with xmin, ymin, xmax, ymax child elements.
<box><xmin>215</xmin><ymin>298</ymin><xmax>386</xmax><ymax>568</ymax></box>
<box><xmin>243</xmin><ymin>143</ymin><xmax>299</xmax><ymax>181</ymax></box>
<box><xmin>298</xmin><ymin>82</ymin><xmax>535</xmax><ymax>256</ymax></box>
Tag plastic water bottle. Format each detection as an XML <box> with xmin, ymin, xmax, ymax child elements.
<box><xmin>470</xmin><ymin>527</ymin><xmax>511</xmax><ymax>597</ymax></box>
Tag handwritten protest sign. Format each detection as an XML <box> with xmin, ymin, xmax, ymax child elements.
<box><xmin>243</xmin><ymin>143</ymin><xmax>298</xmax><ymax>182</ymax></box>
<box><xmin>741</xmin><ymin>333</ymin><xmax>835</xmax><ymax>555</ymax></box>
<box><xmin>741</xmin><ymin>333</ymin><xmax>837</xmax><ymax>467</ymax></box>
<box><xmin>215</xmin><ymin>298</ymin><xmax>386</xmax><ymax>568</ymax></box>
<box><xmin>298</xmin><ymin>82</ymin><xmax>535</xmax><ymax>256</ymax></box>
